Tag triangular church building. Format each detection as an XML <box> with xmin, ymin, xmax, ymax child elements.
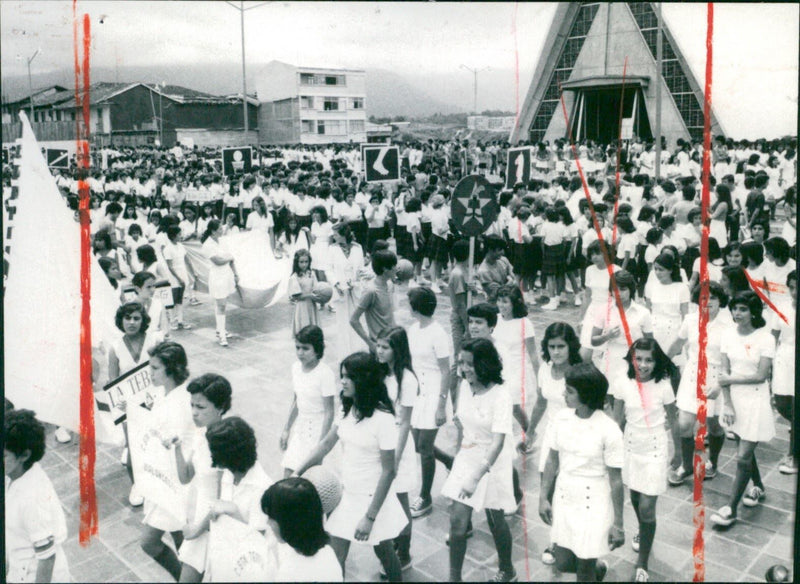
<box><xmin>512</xmin><ymin>3</ymin><xmax>725</xmax><ymax>146</ymax></box>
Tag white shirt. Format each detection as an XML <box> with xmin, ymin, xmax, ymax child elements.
<box><xmin>274</xmin><ymin>544</ymin><xmax>342</xmax><ymax>582</ymax></box>
<box><xmin>291</xmin><ymin>361</ymin><xmax>337</xmax><ymax>417</ymax></box>
<box><xmin>613</xmin><ymin>377</ymin><xmax>675</xmax><ymax>429</ymax></box>
<box><xmin>550</xmin><ymin>409</ymin><xmax>623</xmax><ymax>477</ymax></box>
<box><xmin>336</xmin><ymin>409</ymin><xmax>397</xmax><ymax>495</ymax></box>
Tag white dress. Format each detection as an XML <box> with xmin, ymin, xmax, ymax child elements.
<box><xmin>385</xmin><ymin>371</ymin><xmax>420</xmax><ymax>494</ymax></box>
<box><xmin>325</xmin><ymin>409</ymin><xmax>408</xmax><ymax>544</ymax></box>
<box><xmin>771</xmin><ymin>304</ymin><xmax>796</xmax><ymax>396</ymax></box>
<box><xmin>645</xmin><ymin>278</ymin><xmax>689</xmax><ymax>352</ymax></box>
<box><xmin>201</xmin><ymin>237</ymin><xmax>235</xmax><ymax>300</ymax></box>
<box><xmin>110</xmin><ymin>330</ymin><xmax>163</xmax><ymax>379</ymax></box>
<box><xmin>492</xmin><ymin>317</ymin><xmax>537</xmax><ymax>408</ymax></box>
<box><xmin>327</xmin><ymin>243</ymin><xmax>367</xmax><ymax>361</ymax></box>
<box><xmin>179</xmin><ymin>426</ymin><xmax>216</xmax><ymax>572</ymax></box>
<box><xmin>581</xmin><ymin>264</ymin><xmax>621</xmax><ymax>349</ymax></box>
<box><xmin>549</xmin><ymin>409</ymin><xmax>623</xmax><ymax>559</ymax></box>
<box><xmin>592</xmin><ymin>301</ymin><xmax>653</xmax><ymax>386</ymax></box>
<box><xmin>407</xmin><ymin>320</ymin><xmax>452</xmax><ymax>430</ymax></box>
<box><xmin>274</xmin><ymin>543</ymin><xmax>343</xmax><ymax>582</ymax></box>
<box><xmin>536</xmin><ymin>362</ymin><xmax>569</xmax><ymax>473</ymax></box>
<box><xmin>5</xmin><ymin>464</ymin><xmax>71</xmax><ymax>584</ymax></box>
<box><xmin>614</xmin><ymin>377</ymin><xmax>674</xmax><ymax>496</ymax></box>
<box><xmin>720</xmin><ymin>327</ymin><xmax>776</xmax><ymax>442</ymax></box>
<box><xmin>310</xmin><ymin>221</ymin><xmax>333</xmax><ymax>273</ymax></box>
<box><xmin>441</xmin><ymin>381</ymin><xmax>515</xmax><ymax>513</ymax></box>
<box><xmin>282</xmin><ymin>361</ymin><xmax>337</xmax><ymax>471</ymax></box>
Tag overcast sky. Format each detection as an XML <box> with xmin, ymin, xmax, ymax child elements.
<box><xmin>2</xmin><ymin>1</ymin><xmax>798</xmax><ymax>138</ymax></box>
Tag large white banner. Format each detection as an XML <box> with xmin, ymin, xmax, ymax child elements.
<box><xmin>206</xmin><ymin>514</ymin><xmax>278</xmax><ymax>582</ymax></box>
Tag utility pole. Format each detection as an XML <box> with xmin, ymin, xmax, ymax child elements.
<box><xmin>460</xmin><ymin>64</ymin><xmax>490</xmax><ymax>114</ymax></box>
<box><xmin>27</xmin><ymin>48</ymin><xmax>41</xmax><ymax>120</ymax></box>
<box><xmin>655</xmin><ymin>2</ymin><xmax>663</xmax><ymax>181</ymax></box>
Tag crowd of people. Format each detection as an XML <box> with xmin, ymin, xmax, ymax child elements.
<box><xmin>3</xmin><ymin>132</ymin><xmax>797</xmax><ymax>583</ymax></box>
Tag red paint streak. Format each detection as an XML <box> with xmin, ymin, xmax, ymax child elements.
<box><xmin>693</xmin><ymin>4</ymin><xmax>714</xmax><ymax>581</ymax></box>
<box><xmin>744</xmin><ymin>269</ymin><xmax>789</xmax><ymax>325</ymax></box>
<box><xmin>611</xmin><ymin>57</ymin><xmax>629</xmax><ymax>248</ymax></box>
<box><xmin>558</xmin><ymin>84</ymin><xmax>649</xmax><ymax>415</ymax></box>
<box><xmin>74</xmin><ymin>3</ymin><xmax>97</xmax><ymax>545</ymax></box>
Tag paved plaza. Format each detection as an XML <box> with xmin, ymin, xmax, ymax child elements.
<box><xmin>43</xmin><ymin>282</ymin><xmax>795</xmax><ymax>582</ymax></box>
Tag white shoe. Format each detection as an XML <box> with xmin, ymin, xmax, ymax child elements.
<box><xmin>55</xmin><ymin>427</ymin><xmax>71</xmax><ymax>443</ymax></box>
<box><xmin>574</xmin><ymin>295</ymin><xmax>582</xmax><ymax>306</ymax></box>
<box><xmin>408</xmin><ymin>280</ymin><xmax>419</xmax><ymax>289</ymax></box>
<box><xmin>129</xmin><ymin>484</ymin><xmax>144</xmax><ymax>507</ymax></box>
<box><xmin>542</xmin><ymin>299</ymin><xmax>560</xmax><ymax>311</ymax></box>
<box><xmin>431</xmin><ymin>283</ymin><xmax>442</xmax><ymax>294</ymax></box>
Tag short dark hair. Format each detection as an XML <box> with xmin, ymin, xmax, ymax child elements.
<box><xmin>166</xmin><ymin>225</ymin><xmax>181</xmax><ymax>241</ymax></box>
<box><xmin>764</xmin><ymin>237</ymin><xmax>791</xmax><ymax>264</ymax></box>
<box><xmin>372</xmin><ymin>249</ymin><xmax>398</xmax><ymax>275</ymax></box>
<box><xmin>132</xmin><ymin>270</ymin><xmax>156</xmax><ymax>289</ymax></box>
<box><xmin>741</xmin><ymin>241</ymin><xmax>764</xmax><ymax>266</ymax></box>
<box><xmin>261</xmin><ymin>478</ymin><xmax>329</xmax><ymax>556</ymax></box>
<box><xmin>460</xmin><ymin>337</ymin><xmax>504</xmax><ymax>386</ymax></box>
<box><xmin>540</xmin><ymin>322</ymin><xmax>582</xmax><ymax>365</ymax></box>
<box><xmin>690</xmin><ymin>281</ymin><xmax>729</xmax><ymax>307</ymax></box>
<box><xmin>136</xmin><ymin>244</ymin><xmax>158</xmax><ymax>266</ymax></box>
<box><xmin>206</xmin><ymin>416</ymin><xmax>258</xmax><ymax>474</ymax></box>
<box><xmin>115</xmin><ymin>301</ymin><xmax>150</xmax><ymax>333</ymax></box>
<box><xmin>467</xmin><ymin>302</ymin><xmax>499</xmax><ymax>329</ymax></box>
<box><xmin>105</xmin><ymin>202</ymin><xmax>123</xmax><ymax>215</ymax></box>
<box><xmin>4</xmin><ymin>409</ymin><xmax>46</xmax><ymax>471</ymax></box>
<box><xmin>451</xmin><ymin>239</ymin><xmax>470</xmax><ymax>262</ymax></box>
<box><xmin>484</xmin><ymin>234</ymin><xmax>506</xmax><ymax>252</ymax></box>
<box><xmin>407</xmin><ymin>286</ymin><xmax>437</xmax><ymax>317</ymax></box>
<box><xmin>148</xmin><ymin>341</ymin><xmax>190</xmax><ymax>385</ymax></box>
<box><xmin>729</xmin><ymin>291</ymin><xmax>766</xmax><ymax>328</ymax></box>
<box><xmin>187</xmin><ymin>373</ymin><xmax>232</xmax><ymax>414</ymax></box>
<box><xmin>496</xmin><ymin>284</ymin><xmax>528</xmax><ymax>318</ymax></box>
<box><xmin>296</xmin><ymin>325</ymin><xmax>325</xmax><ymax>359</ymax></box>
<box><xmin>610</xmin><ymin>270</ymin><xmax>637</xmax><ymax>298</ymax></box>
<box><xmin>565</xmin><ymin>363</ymin><xmax>607</xmax><ymax>410</ymax></box>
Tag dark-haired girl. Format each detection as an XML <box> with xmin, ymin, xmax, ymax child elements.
<box><xmin>174</xmin><ymin>374</ymin><xmax>233</xmax><ymax>582</ymax></box>
<box><xmin>644</xmin><ymin>251</ymin><xmax>689</xmax><ymax>354</ymax></box>
<box><xmin>5</xmin><ymin>409</ymin><xmax>71</xmax><ymax>583</ymax></box>
<box><xmin>288</xmin><ymin>249</ymin><xmax>319</xmax><ymax>336</ymax></box>
<box><xmin>201</xmin><ymin>219</ymin><xmax>238</xmax><ymax>347</ymax></box>
<box><xmin>578</xmin><ymin>240</ymin><xmax>621</xmax><ymax>363</ymax></box>
<box><xmin>293</xmin><ymin>352</ymin><xmax>406</xmax><ymax>581</ymax></box>
<box><xmin>771</xmin><ymin>271</ymin><xmax>797</xmax><ymax>474</ymax></box>
<box><xmin>711</xmin><ymin>292</ymin><xmax>776</xmax><ymax>527</ymax></box>
<box><xmin>280</xmin><ymin>325</ymin><xmax>336</xmax><ymax>478</ymax></box>
<box><xmin>262</xmin><ymin>478</ymin><xmax>343</xmax><ymax>581</ymax></box>
<box><xmin>443</xmin><ymin>338</ymin><xmax>516</xmax><ymax>582</ymax></box>
<box><xmin>539</xmin><ymin>363</ymin><xmax>625</xmax><ymax>582</ymax></box>
<box><xmin>376</xmin><ymin>326</ymin><xmax>420</xmax><ymax>573</ymax></box>
<box><xmin>612</xmin><ymin>338</ymin><xmax>679</xmax><ymax>583</ymax></box>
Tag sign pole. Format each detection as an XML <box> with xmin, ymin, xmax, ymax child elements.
<box><xmin>467</xmin><ymin>236</ymin><xmax>476</xmax><ymax>307</ymax></box>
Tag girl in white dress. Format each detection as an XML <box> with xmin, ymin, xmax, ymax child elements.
<box><xmin>293</xmin><ymin>352</ymin><xmax>406</xmax><ymax>581</ymax></box>
<box><xmin>172</xmin><ymin>374</ymin><xmax>233</xmax><ymax>583</ymax></box>
<box><xmin>579</xmin><ymin>240</ymin><xmax>621</xmax><ymax>363</ymax></box>
<box><xmin>4</xmin><ymin>410</ymin><xmax>71</xmax><ymax>584</ymax></box>
<box><xmin>442</xmin><ymin>338</ymin><xmax>516</xmax><ymax>583</ymax></box>
<box><xmin>376</xmin><ymin>326</ymin><xmax>420</xmax><ymax>572</ymax></box>
<box><xmin>711</xmin><ymin>291</ymin><xmax>776</xmax><ymax>527</ymax></box>
<box><xmin>245</xmin><ymin>196</ymin><xmax>278</xmax><ymax>257</ymax></box>
<box><xmin>280</xmin><ymin>326</ymin><xmax>336</xmax><ymax>477</ymax></box>
<box><xmin>519</xmin><ymin>322</ymin><xmax>582</xmax><ymax>565</ymax></box>
<box><xmin>612</xmin><ymin>338</ymin><xmax>679</xmax><ymax>583</ymax></box>
<box><xmin>667</xmin><ymin>283</ymin><xmax>732</xmax><ymax>485</ymax></box>
<box><xmin>538</xmin><ymin>363</ymin><xmax>625</xmax><ymax>582</ymax></box>
<box><xmin>406</xmin><ymin>287</ymin><xmax>452</xmax><ymax>519</ymax></box>
<box><xmin>328</xmin><ymin>223</ymin><xmax>368</xmax><ymax>361</ymax></box>
<box><xmin>771</xmin><ymin>271</ymin><xmax>797</xmax><ymax>474</ymax></box>
<box><xmin>201</xmin><ymin>220</ymin><xmax>239</xmax><ymax>347</ymax></box>
<box><xmin>261</xmin><ymin>478</ymin><xmax>343</xmax><ymax>582</ymax></box>
<box><xmin>644</xmin><ymin>251</ymin><xmax>689</xmax><ymax>353</ymax></box>
<box><xmin>309</xmin><ymin>205</ymin><xmax>333</xmax><ymax>287</ymax></box>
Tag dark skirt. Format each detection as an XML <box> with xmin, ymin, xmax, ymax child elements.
<box><xmin>427</xmin><ymin>234</ymin><xmax>450</xmax><ymax>264</ymax></box>
<box><xmin>366</xmin><ymin>226</ymin><xmax>387</xmax><ymax>254</ymax></box>
<box><xmin>542</xmin><ymin>242</ymin><xmax>565</xmax><ymax>277</ymax></box>
<box><xmin>421</xmin><ymin>222</ymin><xmax>433</xmax><ymax>258</ymax></box>
<box><xmin>528</xmin><ymin>236</ymin><xmax>544</xmax><ymax>275</ymax></box>
<box><xmin>395</xmin><ymin>226</ymin><xmax>417</xmax><ymax>261</ymax></box>
<box><xmin>565</xmin><ymin>239</ymin><xmax>582</xmax><ymax>272</ymax></box>
<box><xmin>296</xmin><ymin>214</ymin><xmax>312</xmax><ymax>230</ymax></box>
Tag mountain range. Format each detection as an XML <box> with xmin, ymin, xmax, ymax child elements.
<box><xmin>2</xmin><ymin>63</ymin><xmax>531</xmax><ymax>118</ymax></box>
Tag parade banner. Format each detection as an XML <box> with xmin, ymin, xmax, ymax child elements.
<box><xmin>207</xmin><ymin>514</ymin><xmax>278</xmax><ymax>582</ymax></box>
<box><xmin>96</xmin><ymin>361</ymin><xmax>161</xmax><ymax>425</ymax></box>
<box><xmin>154</xmin><ymin>279</ymin><xmax>175</xmax><ymax>309</ymax></box>
<box><xmin>127</xmin><ymin>404</ymin><xmax>187</xmax><ymax>520</ymax></box>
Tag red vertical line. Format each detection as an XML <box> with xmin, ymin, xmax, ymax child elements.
<box><xmin>744</xmin><ymin>269</ymin><xmax>789</xmax><ymax>324</ymax></box>
<box><xmin>693</xmin><ymin>3</ymin><xmax>714</xmax><ymax>582</ymax></box>
<box><xmin>612</xmin><ymin>57</ymin><xmax>629</xmax><ymax>248</ymax></box>
<box><xmin>75</xmin><ymin>3</ymin><xmax>97</xmax><ymax>545</ymax></box>
<box><xmin>559</xmin><ymin>85</ymin><xmax>650</xmax><ymax>416</ymax></box>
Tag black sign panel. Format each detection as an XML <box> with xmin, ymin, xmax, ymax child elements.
<box><xmin>362</xmin><ymin>145</ymin><xmax>400</xmax><ymax>182</ymax></box>
<box><xmin>222</xmin><ymin>147</ymin><xmax>253</xmax><ymax>177</ymax></box>
<box><xmin>450</xmin><ymin>175</ymin><xmax>498</xmax><ymax>237</ymax></box>
<box><xmin>47</xmin><ymin>148</ymin><xmax>70</xmax><ymax>169</ymax></box>
<box><xmin>505</xmin><ymin>147</ymin><xmax>531</xmax><ymax>189</ymax></box>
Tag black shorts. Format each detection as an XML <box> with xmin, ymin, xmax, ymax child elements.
<box><xmin>171</xmin><ymin>285</ymin><xmax>185</xmax><ymax>305</ymax></box>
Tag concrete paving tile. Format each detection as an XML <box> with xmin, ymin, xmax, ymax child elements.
<box><xmin>713</xmin><ymin>511</ymin><xmax>789</xmax><ymax>546</ymax></box>
<box><xmin>680</xmin><ymin>559</ymin><xmax>745</xmax><ymax>583</ymax></box>
<box><xmin>69</xmin><ymin>550</ymin><xmax>132</xmax><ymax>582</ymax></box>
<box><xmin>702</xmin><ymin>533</ymin><xmax>761</xmax><ymax>571</ymax></box>
<box><xmin>764</xmin><ymin>533</ymin><xmax>794</xmax><ymax>561</ymax></box>
<box><xmin>747</xmin><ymin>551</ymin><xmax>793</xmax><ymax>579</ymax></box>
<box><xmin>762</xmin><ymin>467</ymin><xmax>800</xmax><ymax>494</ymax></box>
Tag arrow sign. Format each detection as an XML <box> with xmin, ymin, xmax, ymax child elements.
<box><xmin>362</xmin><ymin>145</ymin><xmax>400</xmax><ymax>182</ymax></box>
<box><xmin>505</xmin><ymin>147</ymin><xmax>531</xmax><ymax>189</ymax></box>
<box><xmin>47</xmin><ymin>148</ymin><xmax>70</xmax><ymax>169</ymax></box>
<box><xmin>450</xmin><ymin>175</ymin><xmax>498</xmax><ymax>237</ymax></box>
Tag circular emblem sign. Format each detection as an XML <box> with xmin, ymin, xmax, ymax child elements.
<box><xmin>450</xmin><ymin>175</ymin><xmax>498</xmax><ymax>237</ymax></box>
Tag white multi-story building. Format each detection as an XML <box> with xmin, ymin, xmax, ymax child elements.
<box><xmin>255</xmin><ymin>61</ymin><xmax>366</xmax><ymax>145</ymax></box>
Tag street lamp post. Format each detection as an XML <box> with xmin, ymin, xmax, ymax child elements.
<box><xmin>460</xmin><ymin>64</ymin><xmax>489</xmax><ymax>114</ymax></box>
<box><xmin>27</xmin><ymin>48</ymin><xmax>41</xmax><ymax>120</ymax></box>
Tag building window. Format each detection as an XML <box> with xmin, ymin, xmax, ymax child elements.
<box><xmin>300</xmin><ymin>96</ymin><xmax>314</xmax><ymax>109</ymax></box>
<box><xmin>323</xmin><ymin>97</ymin><xmax>340</xmax><ymax>111</ymax></box>
<box><xmin>301</xmin><ymin>120</ymin><xmax>314</xmax><ymax>133</ymax></box>
<box><xmin>317</xmin><ymin>120</ymin><xmax>326</xmax><ymax>134</ymax></box>
<box><xmin>325</xmin><ymin>75</ymin><xmax>345</xmax><ymax>86</ymax></box>
<box><xmin>300</xmin><ymin>73</ymin><xmax>315</xmax><ymax>85</ymax></box>
<box><xmin>317</xmin><ymin>120</ymin><xmax>347</xmax><ymax>135</ymax></box>
<box><xmin>349</xmin><ymin>120</ymin><xmax>365</xmax><ymax>133</ymax></box>
<box><xmin>351</xmin><ymin>97</ymin><xmax>364</xmax><ymax>110</ymax></box>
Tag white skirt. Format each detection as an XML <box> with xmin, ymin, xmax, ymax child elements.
<box><xmin>283</xmin><ymin>413</ymin><xmax>326</xmax><ymax>471</ymax></box>
<box><xmin>622</xmin><ymin>426</ymin><xmax>669</xmax><ymax>496</ymax></box>
<box><xmin>325</xmin><ymin>488</ymin><xmax>408</xmax><ymax>545</ymax></box>
<box><xmin>652</xmin><ymin>314</ymin><xmax>682</xmax><ymax>355</ymax></box>
<box><xmin>178</xmin><ymin>532</ymin><xmax>208</xmax><ymax>573</ymax></box>
<box><xmin>551</xmin><ymin>473</ymin><xmax>613</xmax><ymax>559</ymax></box>
<box><xmin>143</xmin><ymin>500</ymin><xmax>184</xmax><ymax>532</ymax></box>
<box><xmin>208</xmin><ymin>265</ymin><xmax>235</xmax><ymax>300</ymax></box>
<box><xmin>410</xmin><ymin>369</ymin><xmax>452</xmax><ymax>430</ymax></box>
<box><xmin>772</xmin><ymin>344</ymin><xmax>795</xmax><ymax>397</ymax></box>
<box><xmin>393</xmin><ymin>439</ymin><xmax>420</xmax><ymax>494</ymax></box>
<box><xmin>676</xmin><ymin>360</ymin><xmax>723</xmax><ymax>417</ymax></box>
<box><xmin>730</xmin><ymin>384</ymin><xmax>775</xmax><ymax>442</ymax></box>
<box><xmin>6</xmin><ymin>547</ymin><xmax>71</xmax><ymax>584</ymax></box>
<box><xmin>440</xmin><ymin>445</ymin><xmax>515</xmax><ymax>513</ymax></box>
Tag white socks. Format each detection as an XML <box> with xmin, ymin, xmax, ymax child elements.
<box><xmin>215</xmin><ymin>312</ymin><xmax>226</xmax><ymax>335</ymax></box>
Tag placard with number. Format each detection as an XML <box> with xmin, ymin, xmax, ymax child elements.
<box><xmin>505</xmin><ymin>147</ymin><xmax>531</xmax><ymax>189</ymax></box>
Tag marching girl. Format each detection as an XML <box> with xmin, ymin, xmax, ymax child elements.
<box><xmin>711</xmin><ymin>291</ymin><xmax>776</xmax><ymax>527</ymax></box>
<box><xmin>201</xmin><ymin>220</ymin><xmax>239</xmax><ymax>347</ymax></box>
<box><xmin>519</xmin><ymin>322</ymin><xmax>582</xmax><ymax>565</ymax></box>
<box><xmin>406</xmin><ymin>287</ymin><xmax>452</xmax><ymax>519</ymax></box>
<box><xmin>131</xmin><ymin>270</ymin><xmax>169</xmax><ymax>340</ymax></box>
<box><xmin>5</xmin><ymin>409</ymin><xmax>71</xmax><ymax>584</ymax></box>
<box><xmin>278</xmin><ymin>214</ymin><xmax>312</xmax><ymax>259</ymax></box>
<box><xmin>309</xmin><ymin>205</ymin><xmax>333</xmax><ymax>287</ymax></box>
<box><xmin>667</xmin><ymin>283</ymin><xmax>732</xmax><ymax>485</ymax></box>
<box><xmin>771</xmin><ymin>271</ymin><xmax>797</xmax><ymax>475</ymax></box>
<box><xmin>288</xmin><ymin>249</ymin><xmax>320</xmax><ymax>336</ymax></box>
<box><xmin>163</xmin><ymin>225</ymin><xmax>196</xmax><ymax>331</ymax></box>
<box><xmin>612</xmin><ymin>338</ymin><xmax>679</xmax><ymax>583</ymax></box>
<box><xmin>328</xmin><ymin>222</ymin><xmax>368</xmax><ymax>361</ymax></box>
<box><xmin>541</xmin><ymin>207</ymin><xmax>566</xmax><ymax>311</ymax></box>
<box><xmin>578</xmin><ymin>240</ymin><xmax>621</xmax><ymax>363</ymax></box>
<box><xmin>280</xmin><ymin>325</ymin><xmax>336</xmax><ymax>478</ymax></box>
<box><xmin>376</xmin><ymin>326</ymin><xmax>421</xmax><ymax>573</ymax></box>
<box><xmin>172</xmin><ymin>374</ymin><xmax>233</xmax><ymax>583</ymax></box>
<box><xmin>245</xmin><ymin>195</ymin><xmax>278</xmax><ymax>257</ymax></box>
<box><xmin>443</xmin><ymin>338</ymin><xmax>516</xmax><ymax>583</ymax></box>
<box><xmin>293</xmin><ymin>352</ymin><xmax>406</xmax><ymax>582</ymax></box>
<box><xmin>644</xmin><ymin>251</ymin><xmax>690</xmax><ymax>355</ymax></box>
<box><xmin>124</xmin><ymin>223</ymin><xmax>147</xmax><ymax>275</ymax></box>
<box><xmin>538</xmin><ymin>363</ymin><xmax>625</xmax><ymax>583</ymax></box>
<box><xmin>427</xmin><ymin>194</ymin><xmax>450</xmax><ymax>294</ymax></box>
